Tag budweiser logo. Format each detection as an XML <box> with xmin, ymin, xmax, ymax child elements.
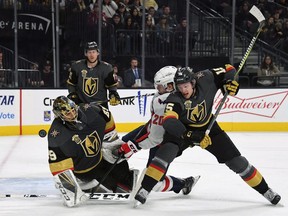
<box><xmin>213</xmin><ymin>91</ymin><xmax>288</xmax><ymax>118</ymax></box>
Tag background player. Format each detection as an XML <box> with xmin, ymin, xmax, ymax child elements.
<box><xmin>67</xmin><ymin>41</ymin><xmax>120</xmax><ymax>108</ymax></box>
<box><xmin>48</xmin><ymin>96</ymin><xmax>136</xmax><ymax>207</ymax></box>
<box><xmin>133</xmin><ymin>66</ymin><xmax>281</xmax><ymax>206</ymax></box>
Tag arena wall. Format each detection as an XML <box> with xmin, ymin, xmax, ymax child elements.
<box><xmin>0</xmin><ymin>89</ymin><xmax>287</xmax><ymax>136</ymax></box>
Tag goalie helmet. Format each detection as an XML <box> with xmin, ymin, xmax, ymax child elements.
<box><xmin>174</xmin><ymin>67</ymin><xmax>195</xmax><ymax>85</ymax></box>
<box><xmin>154</xmin><ymin>66</ymin><xmax>177</xmax><ymax>91</ymax></box>
<box><xmin>84</xmin><ymin>41</ymin><xmax>99</xmax><ymax>53</ymax></box>
<box><xmin>53</xmin><ymin>96</ymin><xmax>78</xmax><ymax>122</ymax></box>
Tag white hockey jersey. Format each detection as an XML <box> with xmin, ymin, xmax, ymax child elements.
<box><xmin>138</xmin><ymin>92</ymin><xmax>169</xmax><ymax>149</ymax></box>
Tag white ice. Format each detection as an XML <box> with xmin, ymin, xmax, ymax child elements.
<box><xmin>0</xmin><ymin>132</ymin><xmax>287</xmax><ymax>216</ymax></box>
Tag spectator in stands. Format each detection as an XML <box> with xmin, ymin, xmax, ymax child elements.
<box><xmin>111</xmin><ymin>13</ymin><xmax>129</xmax><ymax>54</ymax></box>
<box><xmin>113</xmin><ymin>64</ymin><xmax>124</xmax><ymax>88</ymax></box>
<box><xmin>155</xmin><ymin>16</ymin><xmax>172</xmax><ymax>55</ymax></box>
<box><xmin>147</xmin><ymin>6</ymin><xmax>159</xmax><ymax>25</ymax></box>
<box><xmin>257</xmin><ymin>55</ymin><xmax>280</xmax><ymax>87</ymax></box>
<box><xmin>123</xmin><ymin>57</ymin><xmax>142</xmax><ymax>88</ymax></box>
<box><xmin>130</xmin><ymin>6</ymin><xmax>142</xmax><ymax>29</ymax></box>
<box><xmin>262</xmin><ymin>16</ymin><xmax>282</xmax><ymax>46</ymax></box>
<box><xmin>40</xmin><ymin>60</ymin><xmax>54</xmax><ymax>88</ymax></box>
<box><xmin>236</xmin><ymin>1</ymin><xmax>254</xmax><ymax>32</ymax></box>
<box><xmin>144</xmin><ymin>16</ymin><xmax>157</xmax><ymax>54</ymax></box>
<box><xmin>0</xmin><ymin>49</ymin><xmax>12</xmax><ymax>87</ymax></box>
<box><xmin>86</xmin><ymin>4</ymin><xmax>108</xmax><ymax>42</ymax></box>
<box><xmin>116</xmin><ymin>2</ymin><xmax>130</xmax><ymax>24</ymax></box>
<box><xmin>129</xmin><ymin>0</ymin><xmax>144</xmax><ymax>12</ymax></box>
<box><xmin>102</xmin><ymin>0</ymin><xmax>118</xmax><ymax>23</ymax></box>
<box><xmin>140</xmin><ymin>0</ymin><xmax>158</xmax><ymax>11</ymax></box>
<box><xmin>70</xmin><ymin>0</ymin><xmax>88</xmax><ymax>12</ymax></box>
<box><xmin>27</xmin><ymin>62</ymin><xmax>40</xmax><ymax>87</ymax></box>
<box><xmin>161</xmin><ymin>5</ymin><xmax>178</xmax><ymax>30</ymax></box>
<box><xmin>174</xmin><ymin>17</ymin><xmax>197</xmax><ymax>55</ymax></box>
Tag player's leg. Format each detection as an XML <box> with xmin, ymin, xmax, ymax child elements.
<box><xmin>134</xmin><ymin>141</ymin><xmax>179</xmax><ymax>204</ymax></box>
<box><xmin>148</xmin><ymin>146</ymin><xmax>200</xmax><ymax>195</ymax></box>
<box><xmin>207</xmin><ymin>122</ymin><xmax>281</xmax><ymax>205</ymax></box>
<box><xmin>121</xmin><ymin>125</ymin><xmax>144</xmax><ymax>142</ymax></box>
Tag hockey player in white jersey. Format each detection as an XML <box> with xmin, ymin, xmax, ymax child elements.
<box><xmin>114</xmin><ymin>66</ymin><xmax>200</xmax><ymax>199</ymax></box>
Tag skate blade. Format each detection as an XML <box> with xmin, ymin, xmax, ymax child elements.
<box><xmin>133</xmin><ymin>200</ymin><xmax>142</xmax><ymax>208</ymax></box>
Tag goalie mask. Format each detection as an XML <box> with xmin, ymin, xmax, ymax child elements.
<box><xmin>53</xmin><ymin>96</ymin><xmax>78</xmax><ymax>122</ymax></box>
<box><xmin>154</xmin><ymin>66</ymin><xmax>177</xmax><ymax>93</ymax></box>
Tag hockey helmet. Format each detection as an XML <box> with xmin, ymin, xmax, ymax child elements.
<box><xmin>174</xmin><ymin>67</ymin><xmax>195</xmax><ymax>85</ymax></box>
<box><xmin>84</xmin><ymin>41</ymin><xmax>99</xmax><ymax>53</ymax></box>
<box><xmin>53</xmin><ymin>96</ymin><xmax>78</xmax><ymax>122</ymax></box>
<box><xmin>154</xmin><ymin>66</ymin><xmax>177</xmax><ymax>90</ymax></box>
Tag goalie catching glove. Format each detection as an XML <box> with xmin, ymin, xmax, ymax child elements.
<box><xmin>109</xmin><ymin>90</ymin><xmax>121</xmax><ymax>106</ymax></box>
<box><xmin>224</xmin><ymin>80</ymin><xmax>239</xmax><ymax>96</ymax></box>
<box><xmin>182</xmin><ymin>130</ymin><xmax>212</xmax><ymax>149</ymax></box>
<box><xmin>114</xmin><ymin>140</ymin><xmax>141</xmax><ymax>158</ymax></box>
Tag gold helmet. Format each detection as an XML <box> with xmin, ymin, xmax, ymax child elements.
<box><xmin>53</xmin><ymin>96</ymin><xmax>78</xmax><ymax>122</ymax></box>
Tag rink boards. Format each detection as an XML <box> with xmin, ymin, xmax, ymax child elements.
<box><xmin>0</xmin><ymin>88</ymin><xmax>288</xmax><ymax>135</ymax></box>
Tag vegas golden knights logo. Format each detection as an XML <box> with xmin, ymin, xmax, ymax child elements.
<box><xmin>81</xmin><ymin>70</ymin><xmax>99</xmax><ymax>97</ymax></box>
<box><xmin>186</xmin><ymin>100</ymin><xmax>207</xmax><ymax>122</ymax></box>
<box><xmin>73</xmin><ymin>132</ymin><xmax>101</xmax><ymax>157</ymax></box>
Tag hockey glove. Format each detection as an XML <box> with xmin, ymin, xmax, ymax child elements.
<box><xmin>182</xmin><ymin>130</ymin><xmax>212</xmax><ymax>149</ymax></box>
<box><xmin>109</xmin><ymin>90</ymin><xmax>121</xmax><ymax>106</ymax></box>
<box><xmin>115</xmin><ymin>140</ymin><xmax>141</xmax><ymax>158</ymax></box>
<box><xmin>67</xmin><ymin>92</ymin><xmax>81</xmax><ymax>104</ymax></box>
<box><xmin>224</xmin><ymin>80</ymin><xmax>239</xmax><ymax>96</ymax></box>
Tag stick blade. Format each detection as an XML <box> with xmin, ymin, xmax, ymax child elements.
<box><xmin>249</xmin><ymin>5</ymin><xmax>265</xmax><ymax>22</ymax></box>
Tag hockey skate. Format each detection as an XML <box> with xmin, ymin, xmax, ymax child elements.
<box><xmin>263</xmin><ymin>188</ymin><xmax>281</xmax><ymax>205</ymax></box>
<box><xmin>134</xmin><ymin>187</ymin><xmax>150</xmax><ymax>208</ymax></box>
<box><xmin>182</xmin><ymin>175</ymin><xmax>201</xmax><ymax>195</ymax></box>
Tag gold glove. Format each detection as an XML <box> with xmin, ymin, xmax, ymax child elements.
<box><xmin>199</xmin><ymin>134</ymin><xmax>212</xmax><ymax>149</ymax></box>
<box><xmin>225</xmin><ymin>80</ymin><xmax>239</xmax><ymax>96</ymax></box>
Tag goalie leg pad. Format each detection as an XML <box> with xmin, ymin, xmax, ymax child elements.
<box><xmin>54</xmin><ymin>170</ymin><xmax>89</xmax><ymax>207</ymax></box>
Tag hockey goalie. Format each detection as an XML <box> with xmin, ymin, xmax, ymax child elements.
<box><xmin>47</xmin><ymin>96</ymin><xmax>138</xmax><ymax>207</ymax></box>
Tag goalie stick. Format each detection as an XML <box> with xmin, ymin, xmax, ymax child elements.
<box><xmin>204</xmin><ymin>5</ymin><xmax>266</xmax><ymax>136</ymax></box>
<box><xmin>1</xmin><ymin>193</ymin><xmax>130</xmax><ymax>201</ymax></box>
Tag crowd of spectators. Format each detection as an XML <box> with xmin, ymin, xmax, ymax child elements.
<box><xmin>1</xmin><ymin>0</ymin><xmax>288</xmax><ymax>88</ymax></box>
<box><xmin>204</xmin><ymin>0</ymin><xmax>288</xmax><ymax>53</ymax></box>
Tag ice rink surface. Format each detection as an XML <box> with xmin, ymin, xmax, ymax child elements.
<box><xmin>0</xmin><ymin>132</ymin><xmax>287</xmax><ymax>216</ymax></box>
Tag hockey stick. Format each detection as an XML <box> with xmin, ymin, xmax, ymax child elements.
<box><xmin>89</xmin><ymin>154</ymin><xmax>124</xmax><ymax>198</ymax></box>
<box><xmin>1</xmin><ymin>193</ymin><xmax>130</xmax><ymax>201</ymax></box>
<box><xmin>205</xmin><ymin>5</ymin><xmax>265</xmax><ymax>135</ymax></box>
<box><xmin>92</xmin><ymin>93</ymin><xmax>155</xmax><ymax>105</ymax></box>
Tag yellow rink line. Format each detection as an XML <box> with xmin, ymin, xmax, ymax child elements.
<box><xmin>0</xmin><ymin>122</ymin><xmax>288</xmax><ymax>136</ymax></box>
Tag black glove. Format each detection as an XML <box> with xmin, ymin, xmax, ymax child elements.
<box><xmin>67</xmin><ymin>92</ymin><xmax>81</xmax><ymax>104</ymax></box>
<box><xmin>182</xmin><ymin>130</ymin><xmax>212</xmax><ymax>149</ymax></box>
<box><xmin>109</xmin><ymin>90</ymin><xmax>121</xmax><ymax>106</ymax></box>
